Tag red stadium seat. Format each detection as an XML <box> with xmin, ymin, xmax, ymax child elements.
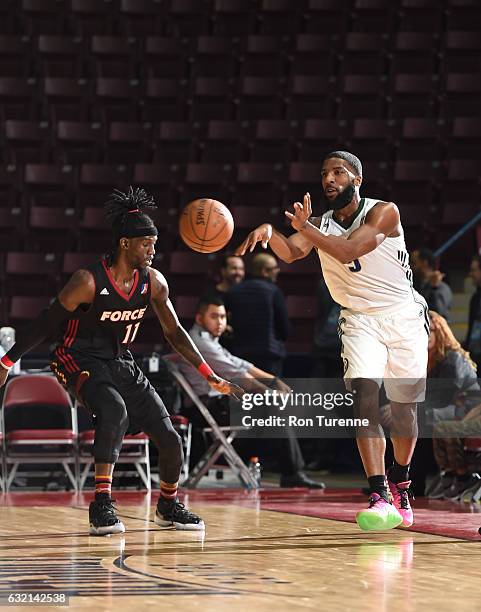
<box><xmin>212</xmin><ymin>0</ymin><xmax>255</xmax><ymax>36</ymax></box>
<box><xmin>305</xmin><ymin>0</ymin><xmax>349</xmax><ymax>35</ymax></box>
<box><xmin>297</xmin><ymin>119</ymin><xmax>349</xmax><ymax>162</ymax></box>
<box><xmin>0</xmin><ymin>35</ymin><xmax>30</xmax><ymax>77</ymax></box>
<box><xmin>390</xmin><ymin>73</ymin><xmax>439</xmax><ymax>118</ymax></box>
<box><xmin>446</xmin><ymin>0</ymin><xmax>481</xmax><ymax>31</ymax></box>
<box><xmin>1</xmin><ymin>374</ymin><xmax>78</xmax><ymax>491</ymax></box>
<box><xmin>250</xmin><ymin>120</ymin><xmax>297</xmax><ymax>163</ymax></box>
<box><xmin>70</xmin><ymin>0</ymin><xmax>115</xmax><ymax>36</ymax></box>
<box><xmin>350</xmin><ymin>118</ymin><xmax>397</xmax><ymax>161</ymax></box>
<box><xmin>442</xmin><ymin>31</ymin><xmax>481</xmax><ymax>74</ymax></box>
<box><xmin>234</xmin><ymin>162</ymin><xmax>284</xmax><ymax>206</ymax></box>
<box><xmin>286</xmin><ymin>75</ymin><xmax>333</xmax><ymax>120</ymax></box>
<box><xmin>182</xmin><ymin>162</ymin><xmax>231</xmax><ymax>204</ymax></box>
<box><xmin>141</xmin><ymin>78</ymin><xmax>187</xmax><ymax>122</ymax></box>
<box><xmin>106</xmin><ymin>121</ymin><xmax>153</xmax><ymax>164</ymax></box>
<box><xmin>0</xmin><ymin>78</ymin><xmax>38</xmax><ymax>121</ymax></box>
<box><xmin>55</xmin><ymin>120</ymin><xmax>103</xmax><ymax>164</ymax></box>
<box><xmin>93</xmin><ymin>78</ymin><xmax>140</xmax><ymax>123</ymax></box>
<box><xmin>21</xmin><ymin>0</ymin><xmax>66</xmax><ymax>35</ymax></box>
<box><xmin>90</xmin><ymin>36</ymin><xmax>138</xmax><ymax>78</ymax></box>
<box><xmin>392</xmin><ymin>32</ymin><xmax>438</xmax><ymax>74</ymax></box>
<box><xmin>258</xmin><ymin>0</ymin><xmax>304</xmax><ymax>36</ymax></box>
<box><xmin>62</xmin><ymin>252</ymin><xmax>99</xmax><ymax>276</ymax></box>
<box><xmin>351</xmin><ymin>0</ymin><xmax>394</xmax><ymax>33</ymax></box>
<box><xmin>237</xmin><ymin>76</ymin><xmax>283</xmax><ymax>120</ymax></box>
<box><xmin>4</xmin><ymin>252</ymin><xmax>59</xmax><ymax>296</ymax></box>
<box><xmin>200</xmin><ymin>120</ymin><xmax>247</xmax><ymax>163</ymax></box>
<box><xmin>192</xmin><ymin>36</ymin><xmax>238</xmax><ymax>78</ymax></box>
<box><xmin>339</xmin><ymin>33</ymin><xmax>387</xmax><ymax>75</ymax></box>
<box><xmin>28</xmin><ymin>206</ymin><xmax>78</xmax><ymax>251</ymax></box>
<box><xmin>390</xmin><ymin>160</ymin><xmax>440</xmax><ymax>206</ymax></box>
<box><xmin>24</xmin><ymin>164</ymin><xmax>74</xmax><ymax>207</ymax></box>
<box><xmin>119</xmin><ymin>0</ymin><xmax>164</xmax><ymax>36</ymax></box>
<box><xmin>448</xmin><ymin>117</ymin><xmax>481</xmax><ymax>159</ymax></box>
<box><xmin>8</xmin><ymin>296</ymin><xmax>53</xmax><ymax>322</ymax></box>
<box><xmin>5</xmin><ymin>121</ymin><xmax>50</xmax><ymax>164</ymax></box>
<box><xmin>191</xmin><ymin>76</ymin><xmax>235</xmax><ymax>121</ymax></box>
<box><xmin>78</xmin><ymin>164</ymin><xmax>130</xmax><ymax>203</ymax></box>
<box><xmin>398</xmin><ymin>0</ymin><xmax>443</xmax><ymax>32</ymax></box>
<box><xmin>167</xmin><ymin>0</ymin><xmax>211</xmax><ymax>37</ymax></box>
<box><xmin>143</xmin><ymin>36</ymin><xmax>189</xmax><ymax>79</ymax></box>
<box><xmin>289</xmin><ymin>34</ymin><xmax>334</xmax><ymax>77</ymax></box>
<box><xmin>132</xmin><ymin>163</ymin><xmax>179</xmax><ymax>209</ymax></box>
<box><xmin>240</xmin><ymin>34</ymin><xmax>288</xmax><ymax>80</ymax></box>
<box><xmin>339</xmin><ymin>74</ymin><xmax>387</xmax><ymax>119</ymax></box>
<box><xmin>154</xmin><ymin>121</ymin><xmax>197</xmax><ymax>164</ymax></box>
<box><xmin>442</xmin><ymin>73</ymin><xmax>481</xmax><ymax>117</ymax></box>
<box><xmin>168</xmin><ymin>251</ymin><xmax>213</xmax><ymax>294</ymax></box>
<box><xmin>397</xmin><ymin>118</ymin><xmax>446</xmax><ymax>161</ymax></box>
<box><xmin>44</xmin><ymin>77</ymin><xmax>90</xmax><ymax>122</ymax></box>
<box><xmin>37</xmin><ymin>35</ymin><xmax>84</xmax><ymax>78</ymax></box>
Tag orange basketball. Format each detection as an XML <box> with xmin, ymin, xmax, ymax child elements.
<box><xmin>179</xmin><ymin>198</ymin><xmax>234</xmax><ymax>253</ymax></box>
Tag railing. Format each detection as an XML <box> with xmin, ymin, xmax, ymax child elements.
<box><xmin>433</xmin><ymin>209</ymin><xmax>481</xmax><ymax>258</ymax></box>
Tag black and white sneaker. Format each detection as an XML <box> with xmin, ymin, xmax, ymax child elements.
<box><xmin>89</xmin><ymin>497</ymin><xmax>125</xmax><ymax>536</ymax></box>
<box><xmin>155</xmin><ymin>497</ymin><xmax>205</xmax><ymax>531</ymax></box>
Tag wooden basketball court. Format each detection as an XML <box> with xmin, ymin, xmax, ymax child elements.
<box><xmin>0</xmin><ymin>489</ymin><xmax>480</xmax><ymax>611</ymax></box>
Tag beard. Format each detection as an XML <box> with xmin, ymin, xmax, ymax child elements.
<box><xmin>320</xmin><ymin>182</ymin><xmax>356</xmax><ymax>211</ymax></box>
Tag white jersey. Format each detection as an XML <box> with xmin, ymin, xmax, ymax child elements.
<box><xmin>316</xmin><ymin>197</ymin><xmax>416</xmax><ymax>314</ymax></box>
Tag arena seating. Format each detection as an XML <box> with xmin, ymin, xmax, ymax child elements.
<box><xmin>0</xmin><ymin>1</ymin><xmax>479</xmax><ymax>355</ymax></box>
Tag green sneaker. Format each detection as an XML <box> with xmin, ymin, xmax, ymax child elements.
<box><xmin>356</xmin><ymin>493</ymin><xmax>403</xmax><ymax>532</ymax></box>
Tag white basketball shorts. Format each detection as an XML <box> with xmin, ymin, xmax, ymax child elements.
<box><xmin>338</xmin><ymin>298</ymin><xmax>429</xmax><ymax>403</ymax></box>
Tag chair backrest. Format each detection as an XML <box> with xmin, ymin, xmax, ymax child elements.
<box><xmin>2</xmin><ymin>374</ymin><xmax>75</xmax><ymax>433</ymax></box>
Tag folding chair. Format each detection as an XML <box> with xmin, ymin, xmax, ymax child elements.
<box><xmin>164</xmin><ymin>354</ymin><xmax>259</xmax><ymax>489</ymax></box>
<box><xmin>1</xmin><ymin>374</ymin><xmax>78</xmax><ymax>491</ymax></box>
<box><xmin>0</xmin><ymin>426</ymin><xmax>5</xmax><ymax>493</ymax></box>
<box><xmin>75</xmin><ymin>407</ymin><xmax>191</xmax><ymax>488</ymax></box>
<box><xmin>77</xmin><ymin>428</ymin><xmax>152</xmax><ymax>491</ymax></box>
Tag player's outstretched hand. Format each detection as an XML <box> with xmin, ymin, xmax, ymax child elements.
<box><xmin>0</xmin><ymin>367</ymin><xmax>9</xmax><ymax>388</ymax></box>
<box><xmin>285</xmin><ymin>192</ymin><xmax>312</xmax><ymax>232</ymax></box>
<box><xmin>207</xmin><ymin>375</ymin><xmax>244</xmax><ymax>400</ymax></box>
<box><xmin>235</xmin><ymin>223</ymin><xmax>272</xmax><ymax>256</ymax></box>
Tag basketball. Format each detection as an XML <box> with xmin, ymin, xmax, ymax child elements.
<box><xmin>179</xmin><ymin>198</ymin><xmax>234</xmax><ymax>253</ymax></box>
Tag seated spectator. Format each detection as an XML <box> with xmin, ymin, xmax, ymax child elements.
<box><xmin>426</xmin><ymin>311</ymin><xmax>481</xmax><ymax>499</ymax></box>
<box><xmin>177</xmin><ymin>296</ymin><xmax>325</xmax><ymax>489</ymax></box>
<box><xmin>410</xmin><ymin>248</ymin><xmax>453</xmax><ymax>319</ymax></box>
<box><xmin>380</xmin><ymin>311</ymin><xmax>480</xmax><ymax>498</ymax></box>
<box><xmin>465</xmin><ymin>255</ymin><xmax>481</xmax><ymax>374</ymax></box>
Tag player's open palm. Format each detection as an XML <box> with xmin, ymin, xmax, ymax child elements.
<box><xmin>235</xmin><ymin>223</ymin><xmax>272</xmax><ymax>256</ymax></box>
<box><xmin>207</xmin><ymin>375</ymin><xmax>244</xmax><ymax>400</ymax></box>
<box><xmin>285</xmin><ymin>192</ymin><xmax>312</xmax><ymax>232</ymax></box>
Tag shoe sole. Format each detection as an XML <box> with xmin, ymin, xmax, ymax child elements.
<box><xmin>89</xmin><ymin>521</ymin><xmax>125</xmax><ymax>536</ymax></box>
<box><xmin>356</xmin><ymin>511</ymin><xmax>403</xmax><ymax>532</ymax></box>
<box><xmin>154</xmin><ymin>515</ymin><xmax>205</xmax><ymax>531</ymax></box>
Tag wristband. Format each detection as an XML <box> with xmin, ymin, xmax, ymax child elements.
<box><xmin>198</xmin><ymin>362</ymin><xmax>214</xmax><ymax>379</ymax></box>
<box><xmin>0</xmin><ymin>355</ymin><xmax>14</xmax><ymax>370</ymax></box>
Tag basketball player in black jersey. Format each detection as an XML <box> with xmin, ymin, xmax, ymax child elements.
<box><xmin>0</xmin><ymin>187</ymin><xmax>242</xmax><ymax>535</ymax></box>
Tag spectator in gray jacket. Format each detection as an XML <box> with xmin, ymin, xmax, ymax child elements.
<box><xmin>177</xmin><ymin>296</ymin><xmax>325</xmax><ymax>489</ymax></box>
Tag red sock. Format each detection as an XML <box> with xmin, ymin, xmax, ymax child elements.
<box><xmin>95</xmin><ymin>474</ymin><xmax>112</xmax><ymax>498</ymax></box>
<box><xmin>160</xmin><ymin>480</ymin><xmax>178</xmax><ymax>501</ymax></box>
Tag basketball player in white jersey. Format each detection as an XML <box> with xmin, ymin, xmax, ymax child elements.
<box><xmin>236</xmin><ymin>151</ymin><xmax>429</xmax><ymax>531</ymax></box>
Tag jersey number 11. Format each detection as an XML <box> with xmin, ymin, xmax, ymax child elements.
<box><xmin>122</xmin><ymin>322</ymin><xmax>140</xmax><ymax>344</ymax></box>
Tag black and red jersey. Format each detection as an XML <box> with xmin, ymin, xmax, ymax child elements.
<box><xmin>54</xmin><ymin>259</ymin><xmax>152</xmax><ymax>369</ymax></box>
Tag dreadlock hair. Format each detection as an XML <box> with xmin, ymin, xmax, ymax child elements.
<box><xmin>428</xmin><ymin>310</ymin><xmax>477</xmax><ymax>373</ymax></box>
<box><xmin>324</xmin><ymin>151</ymin><xmax>362</xmax><ymax>177</ymax></box>
<box><xmin>104</xmin><ymin>186</ymin><xmax>158</xmax><ymax>264</ymax></box>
